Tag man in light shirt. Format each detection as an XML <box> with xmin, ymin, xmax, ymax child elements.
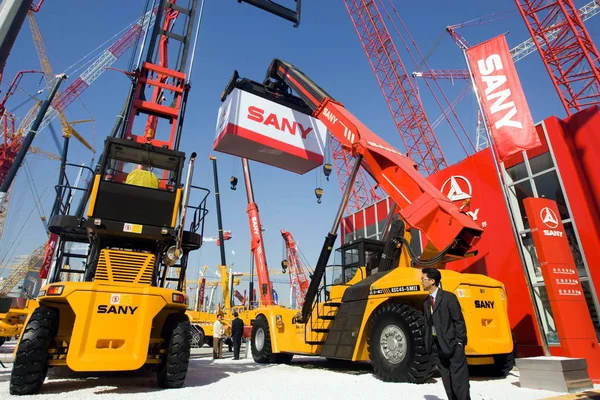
<box><xmin>213</xmin><ymin>313</ymin><xmax>226</xmax><ymax>359</ymax></box>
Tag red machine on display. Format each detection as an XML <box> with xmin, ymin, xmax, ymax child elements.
<box><xmin>281</xmin><ymin>229</ymin><xmax>310</xmax><ymax>308</ymax></box>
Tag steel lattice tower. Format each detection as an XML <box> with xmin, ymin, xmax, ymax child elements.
<box><xmin>343</xmin><ymin>0</ymin><xmax>447</xmax><ymax>174</ymax></box>
<box><xmin>515</xmin><ymin>0</ymin><xmax>600</xmax><ymax>115</ymax></box>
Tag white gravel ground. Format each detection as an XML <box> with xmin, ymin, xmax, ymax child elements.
<box><xmin>1</xmin><ymin>341</ymin><xmax>598</xmax><ymax>400</ymax></box>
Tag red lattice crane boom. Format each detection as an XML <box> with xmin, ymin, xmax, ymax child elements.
<box><xmin>514</xmin><ymin>0</ymin><xmax>600</xmax><ymax>115</ymax></box>
<box><xmin>343</xmin><ymin>0</ymin><xmax>447</xmax><ymax>175</ymax></box>
<box><xmin>281</xmin><ymin>229</ymin><xmax>310</xmax><ymax>308</ymax></box>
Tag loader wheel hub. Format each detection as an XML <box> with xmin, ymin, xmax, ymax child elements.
<box><xmin>380</xmin><ymin>325</ymin><xmax>407</xmax><ymax>364</ymax></box>
<box><xmin>255</xmin><ymin>328</ymin><xmax>265</xmax><ymax>352</ymax></box>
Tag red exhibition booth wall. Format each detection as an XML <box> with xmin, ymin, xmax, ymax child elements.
<box><xmin>341</xmin><ymin>105</ymin><xmax>600</xmax><ymax>357</ymax></box>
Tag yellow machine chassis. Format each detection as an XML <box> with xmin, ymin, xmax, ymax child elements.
<box><xmin>0</xmin><ymin>299</ymin><xmax>38</xmax><ymax>339</ymax></box>
<box><xmin>253</xmin><ymin>267</ymin><xmax>513</xmax><ymax>367</ymax></box>
<box><xmin>30</xmin><ymin>281</ymin><xmax>188</xmax><ymax>372</ymax></box>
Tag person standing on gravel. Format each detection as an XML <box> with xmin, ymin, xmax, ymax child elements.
<box><xmin>422</xmin><ymin>267</ymin><xmax>471</xmax><ymax>400</ymax></box>
<box><xmin>213</xmin><ymin>313</ymin><xmax>226</xmax><ymax>359</ymax></box>
<box><xmin>231</xmin><ymin>311</ymin><xmax>244</xmax><ymax>360</ymax></box>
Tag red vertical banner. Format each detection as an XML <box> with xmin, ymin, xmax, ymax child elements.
<box><xmin>39</xmin><ymin>233</ymin><xmax>59</xmax><ymax>279</ymax></box>
<box><xmin>523</xmin><ymin>198</ymin><xmax>600</xmax><ymax>379</ymax></box>
<box><xmin>466</xmin><ymin>34</ymin><xmax>541</xmax><ymax>161</ymax></box>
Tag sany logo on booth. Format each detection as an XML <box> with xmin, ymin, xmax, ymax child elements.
<box><xmin>540</xmin><ymin>207</ymin><xmax>563</xmax><ymax>237</ymax></box>
<box><xmin>440</xmin><ymin>176</ymin><xmax>485</xmax><ymax>226</ymax></box>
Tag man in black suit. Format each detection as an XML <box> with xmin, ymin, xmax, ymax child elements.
<box><xmin>422</xmin><ymin>267</ymin><xmax>471</xmax><ymax>400</ymax></box>
<box><xmin>231</xmin><ymin>311</ymin><xmax>244</xmax><ymax>360</ymax></box>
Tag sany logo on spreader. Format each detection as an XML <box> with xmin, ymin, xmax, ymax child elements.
<box><xmin>247</xmin><ymin>106</ymin><xmax>313</xmax><ymax>138</ymax></box>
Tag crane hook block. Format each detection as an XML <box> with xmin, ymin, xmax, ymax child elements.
<box><xmin>315</xmin><ymin>187</ymin><xmax>323</xmax><ymax>204</ymax></box>
<box><xmin>281</xmin><ymin>259</ymin><xmax>289</xmax><ymax>273</ymax></box>
<box><xmin>230</xmin><ymin>176</ymin><xmax>238</xmax><ymax>190</ymax></box>
<box><xmin>323</xmin><ymin>163</ymin><xmax>332</xmax><ymax>181</ymax></box>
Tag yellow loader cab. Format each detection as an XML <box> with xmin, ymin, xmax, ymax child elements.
<box><xmin>9</xmin><ymin>137</ymin><xmax>210</xmax><ymax>395</ymax></box>
<box><xmin>249</xmin><ymin>219</ymin><xmax>515</xmax><ymax>382</ymax></box>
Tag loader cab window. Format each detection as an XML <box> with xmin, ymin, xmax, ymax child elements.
<box><xmin>334</xmin><ymin>239</ymin><xmax>385</xmax><ymax>284</ymax></box>
<box><xmin>91</xmin><ymin>139</ymin><xmax>185</xmax><ymax>227</ymax></box>
<box><xmin>335</xmin><ymin>245</ymin><xmax>362</xmax><ymax>284</ymax></box>
<box><xmin>103</xmin><ymin>143</ymin><xmax>181</xmax><ymax>191</ymax></box>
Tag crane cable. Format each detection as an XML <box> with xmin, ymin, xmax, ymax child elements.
<box><xmin>0</xmin><ymin>166</ymin><xmax>58</xmax><ymax>272</ymax></box>
<box><xmin>64</xmin><ymin>14</ymin><xmax>144</xmax><ymax>78</ymax></box>
<box><xmin>23</xmin><ymin>159</ymin><xmax>45</xmax><ymax>223</ymax></box>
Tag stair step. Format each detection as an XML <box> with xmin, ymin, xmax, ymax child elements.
<box><xmin>306</xmin><ymin>341</ymin><xmax>325</xmax><ymax>345</ymax></box>
<box><xmin>313</xmin><ymin>328</ymin><xmax>329</xmax><ymax>333</ymax></box>
<box><xmin>319</xmin><ymin>315</ymin><xmax>335</xmax><ymax>320</ymax></box>
<box><xmin>325</xmin><ymin>302</ymin><xmax>341</xmax><ymax>307</ymax></box>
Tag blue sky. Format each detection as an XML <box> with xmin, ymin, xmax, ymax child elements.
<box><xmin>1</xmin><ymin>0</ymin><xmax>598</xmax><ymax>305</ymax></box>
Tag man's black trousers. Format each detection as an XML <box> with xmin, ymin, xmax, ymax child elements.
<box><xmin>233</xmin><ymin>335</ymin><xmax>242</xmax><ymax>359</ymax></box>
<box><xmin>433</xmin><ymin>338</ymin><xmax>471</xmax><ymax>400</ymax></box>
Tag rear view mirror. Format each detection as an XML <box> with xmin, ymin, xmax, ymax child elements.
<box><xmin>237</xmin><ymin>0</ymin><xmax>301</xmax><ymax>27</ymax></box>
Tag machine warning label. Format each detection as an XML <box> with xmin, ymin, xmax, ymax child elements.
<box><xmin>110</xmin><ymin>294</ymin><xmax>133</xmax><ymax>305</ymax></box>
<box><xmin>369</xmin><ymin>285</ymin><xmax>420</xmax><ymax>295</ymax></box>
<box><xmin>123</xmin><ymin>223</ymin><xmax>143</xmax><ymax>234</ymax></box>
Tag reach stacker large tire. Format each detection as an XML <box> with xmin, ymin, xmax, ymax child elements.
<box><xmin>367</xmin><ymin>303</ymin><xmax>433</xmax><ymax>383</ymax></box>
<box><xmin>10</xmin><ymin>306</ymin><xmax>59</xmax><ymax>395</ymax></box>
<box><xmin>157</xmin><ymin>313</ymin><xmax>192</xmax><ymax>389</ymax></box>
<box><xmin>251</xmin><ymin>315</ymin><xmax>293</xmax><ymax>364</ymax></box>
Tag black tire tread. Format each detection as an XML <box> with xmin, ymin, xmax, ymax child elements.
<box><xmin>367</xmin><ymin>302</ymin><xmax>433</xmax><ymax>383</ymax></box>
<box><xmin>9</xmin><ymin>306</ymin><xmax>59</xmax><ymax>395</ymax></box>
<box><xmin>157</xmin><ymin>313</ymin><xmax>191</xmax><ymax>389</ymax></box>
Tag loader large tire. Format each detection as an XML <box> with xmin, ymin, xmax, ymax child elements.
<box><xmin>251</xmin><ymin>315</ymin><xmax>293</xmax><ymax>364</ymax></box>
<box><xmin>367</xmin><ymin>303</ymin><xmax>433</xmax><ymax>383</ymax></box>
<box><xmin>0</xmin><ymin>337</ymin><xmax>6</xmax><ymax>347</ymax></box>
<box><xmin>10</xmin><ymin>306</ymin><xmax>59</xmax><ymax>395</ymax></box>
<box><xmin>157</xmin><ymin>313</ymin><xmax>191</xmax><ymax>389</ymax></box>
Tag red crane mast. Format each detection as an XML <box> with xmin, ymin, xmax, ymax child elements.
<box><xmin>514</xmin><ymin>0</ymin><xmax>600</xmax><ymax>115</ymax></box>
<box><xmin>241</xmin><ymin>157</ymin><xmax>273</xmax><ymax>307</ymax></box>
<box><xmin>281</xmin><ymin>229</ymin><xmax>310</xmax><ymax>308</ymax></box>
<box><xmin>342</xmin><ymin>0</ymin><xmax>447</xmax><ymax>175</ymax></box>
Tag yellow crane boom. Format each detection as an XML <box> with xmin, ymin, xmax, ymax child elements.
<box><xmin>0</xmin><ymin>243</ymin><xmax>46</xmax><ymax>297</ymax></box>
<box><xmin>26</xmin><ymin>11</ymin><xmax>95</xmax><ymax>153</ymax></box>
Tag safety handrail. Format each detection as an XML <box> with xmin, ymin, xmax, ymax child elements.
<box><xmin>186</xmin><ymin>185</ymin><xmax>210</xmax><ymax>237</ymax></box>
<box><xmin>306</xmin><ymin>264</ymin><xmax>365</xmax><ymax>339</ymax></box>
<box><xmin>50</xmin><ymin>163</ymin><xmax>96</xmax><ymax>218</ymax></box>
